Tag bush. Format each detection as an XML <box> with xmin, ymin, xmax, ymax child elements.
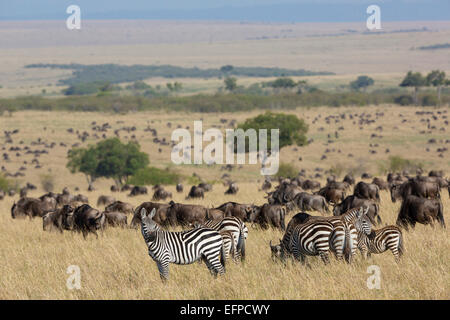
<box><xmin>378</xmin><ymin>156</ymin><xmax>424</xmax><ymax>174</ymax></box>
<box><xmin>394</xmin><ymin>95</ymin><xmax>414</xmax><ymax>106</ymax></box>
<box><xmin>128</xmin><ymin>167</ymin><xmax>181</xmax><ymax>186</ymax></box>
<box><xmin>275</xmin><ymin>163</ymin><xmax>298</xmax><ymax>179</ymax></box>
<box><xmin>0</xmin><ymin>174</ymin><xmax>10</xmax><ymax>192</ymax></box>
<box><xmin>237</xmin><ymin>112</ymin><xmax>308</xmax><ymax>150</ymax></box>
<box><xmin>421</xmin><ymin>94</ymin><xmax>438</xmax><ymax>106</ymax></box>
<box><xmin>40</xmin><ymin>174</ymin><xmax>55</xmax><ymax>192</ymax></box>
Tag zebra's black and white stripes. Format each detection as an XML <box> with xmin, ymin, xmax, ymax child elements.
<box><xmin>196</xmin><ymin>216</ymin><xmax>248</xmax><ymax>262</ymax></box>
<box><xmin>357</xmin><ymin>225</ymin><xmax>404</xmax><ymax>261</ymax></box>
<box><xmin>140</xmin><ymin>208</ymin><xmax>225</xmax><ymax>280</ymax></box>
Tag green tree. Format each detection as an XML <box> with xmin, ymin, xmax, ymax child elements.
<box><xmin>426</xmin><ymin>70</ymin><xmax>446</xmax><ymax>106</ymax></box>
<box><xmin>224</xmin><ymin>77</ymin><xmax>237</xmax><ymax>92</ymax></box>
<box><xmin>350</xmin><ymin>76</ymin><xmax>374</xmax><ymax>91</ymax></box>
<box><xmin>399</xmin><ymin>71</ymin><xmax>426</xmax><ymax>105</ymax></box>
<box><xmin>237</xmin><ymin>112</ymin><xmax>308</xmax><ymax>151</ymax></box>
<box><xmin>270</xmin><ymin>77</ymin><xmax>297</xmax><ymax>91</ymax></box>
<box><xmin>220</xmin><ymin>65</ymin><xmax>234</xmax><ymax>74</ymax></box>
<box><xmin>67</xmin><ymin>138</ymin><xmax>149</xmax><ymax>188</ymax></box>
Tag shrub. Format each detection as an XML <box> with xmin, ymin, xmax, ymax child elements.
<box><xmin>40</xmin><ymin>174</ymin><xmax>55</xmax><ymax>192</ymax></box>
<box><xmin>421</xmin><ymin>94</ymin><xmax>438</xmax><ymax>106</ymax></box>
<box><xmin>275</xmin><ymin>163</ymin><xmax>298</xmax><ymax>179</ymax></box>
<box><xmin>0</xmin><ymin>174</ymin><xmax>10</xmax><ymax>192</ymax></box>
<box><xmin>128</xmin><ymin>167</ymin><xmax>181</xmax><ymax>186</ymax></box>
<box><xmin>378</xmin><ymin>156</ymin><xmax>424</xmax><ymax>174</ymax></box>
<box><xmin>394</xmin><ymin>95</ymin><xmax>414</xmax><ymax>106</ymax></box>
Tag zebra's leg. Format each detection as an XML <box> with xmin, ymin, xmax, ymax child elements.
<box><xmin>319</xmin><ymin>251</ymin><xmax>330</xmax><ymax>265</ymax></box>
<box><xmin>156</xmin><ymin>261</ymin><xmax>169</xmax><ymax>281</ymax></box>
<box><xmin>205</xmin><ymin>255</ymin><xmax>224</xmax><ymax>277</ymax></box>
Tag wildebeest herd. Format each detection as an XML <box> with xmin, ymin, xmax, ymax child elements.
<box><xmin>7</xmin><ymin>168</ymin><xmax>447</xmax><ymax>281</ymax></box>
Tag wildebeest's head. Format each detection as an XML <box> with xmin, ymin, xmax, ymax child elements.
<box><xmin>269</xmin><ymin>240</ymin><xmax>282</xmax><ymax>260</ymax></box>
<box><xmin>61</xmin><ymin>205</ymin><xmax>75</xmax><ymax>230</ymax></box>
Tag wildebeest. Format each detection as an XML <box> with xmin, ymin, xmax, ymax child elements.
<box><xmin>97</xmin><ymin>195</ymin><xmax>116</xmax><ymax>207</ymax></box>
<box><xmin>110</xmin><ymin>185</ymin><xmax>119</xmax><ymax>192</ymax></box>
<box><xmin>293</xmin><ymin>192</ymin><xmax>329</xmax><ymax>214</ymax></box>
<box><xmin>11</xmin><ymin>197</ymin><xmax>57</xmax><ymax>219</ymax></box>
<box><xmin>131</xmin><ymin>202</ymin><xmax>170</xmax><ymax>228</ymax></box>
<box><xmin>248</xmin><ymin>204</ymin><xmax>286</xmax><ymax>230</ymax></box>
<box><xmin>165</xmin><ymin>201</ymin><xmax>210</xmax><ymax>227</ymax></box>
<box><xmin>62</xmin><ymin>204</ymin><xmax>106</xmax><ymax>238</ymax></box>
<box><xmin>198</xmin><ymin>182</ymin><xmax>212</xmax><ymax>192</ymax></box>
<box><xmin>343</xmin><ymin>174</ymin><xmax>355</xmax><ymax>185</ymax></box>
<box><xmin>42</xmin><ymin>205</ymin><xmax>73</xmax><ymax>233</ymax></box>
<box><xmin>176</xmin><ymin>183</ymin><xmax>183</xmax><ymax>193</ymax></box>
<box><xmin>104</xmin><ymin>211</ymin><xmax>128</xmax><ymax>228</ymax></box>
<box><xmin>396</xmin><ymin>195</ymin><xmax>445</xmax><ymax>229</ymax></box>
<box><xmin>266</xmin><ymin>182</ymin><xmax>303</xmax><ymax>204</ymax></box>
<box><xmin>105</xmin><ymin>201</ymin><xmax>134</xmax><ymax>215</ymax></box>
<box><xmin>333</xmin><ymin>195</ymin><xmax>381</xmax><ymax>225</ymax></box>
<box><xmin>224</xmin><ymin>182</ymin><xmax>239</xmax><ymax>195</ymax></box>
<box><xmin>353</xmin><ymin>181</ymin><xmax>380</xmax><ymax>202</ymax></box>
<box><xmin>129</xmin><ymin>186</ymin><xmax>148</xmax><ymax>197</ymax></box>
<box><xmin>152</xmin><ymin>187</ymin><xmax>172</xmax><ymax>201</ymax></box>
<box><xmin>186</xmin><ymin>185</ymin><xmax>204</xmax><ymax>199</ymax></box>
<box><xmin>215</xmin><ymin>202</ymin><xmax>254</xmax><ymax>221</ymax></box>
<box><xmin>261</xmin><ymin>179</ymin><xmax>272</xmax><ymax>191</ymax></box>
<box><xmin>371</xmin><ymin>177</ymin><xmax>389</xmax><ymax>191</ymax></box>
<box><xmin>390</xmin><ymin>178</ymin><xmax>440</xmax><ymax>202</ymax></box>
<box><xmin>316</xmin><ymin>186</ymin><xmax>345</xmax><ymax>204</ymax></box>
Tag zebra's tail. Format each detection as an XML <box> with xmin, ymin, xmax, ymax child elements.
<box><xmin>280</xmin><ymin>207</ymin><xmax>286</xmax><ymax>231</ymax></box>
<box><xmin>237</xmin><ymin>225</ymin><xmax>246</xmax><ymax>262</ymax></box>
<box><xmin>220</xmin><ymin>240</ymin><xmax>226</xmax><ymax>271</ymax></box>
<box><xmin>398</xmin><ymin>230</ymin><xmax>405</xmax><ymax>258</ymax></box>
<box><xmin>343</xmin><ymin>226</ymin><xmax>352</xmax><ymax>264</ymax></box>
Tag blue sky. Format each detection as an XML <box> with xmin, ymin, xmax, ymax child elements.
<box><xmin>1</xmin><ymin>0</ymin><xmax>449</xmax><ymax>21</ymax></box>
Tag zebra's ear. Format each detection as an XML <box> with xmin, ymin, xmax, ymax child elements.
<box><xmin>140</xmin><ymin>208</ymin><xmax>147</xmax><ymax>219</ymax></box>
<box><xmin>149</xmin><ymin>208</ymin><xmax>156</xmax><ymax>219</ymax></box>
<box><xmin>364</xmin><ymin>206</ymin><xmax>370</xmax><ymax>216</ymax></box>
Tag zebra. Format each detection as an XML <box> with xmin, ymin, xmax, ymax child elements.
<box><xmin>357</xmin><ymin>225</ymin><xmax>404</xmax><ymax>261</ymax></box>
<box><xmin>270</xmin><ymin>220</ymin><xmax>334</xmax><ymax>265</ymax></box>
<box><xmin>194</xmin><ymin>216</ymin><xmax>248</xmax><ymax>262</ymax></box>
<box><xmin>140</xmin><ymin>208</ymin><xmax>226</xmax><ymax>281</ymax></box>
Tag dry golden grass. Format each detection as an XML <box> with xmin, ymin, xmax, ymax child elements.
<box><xmin>0</xmin><ymin>187</ymin><xmax>448</xmax><ymax>299</ymax></box>
<box><xmin>0</xmin><ymin>105</ymin><xmax>449</xmax><ymax>299</ymax></box>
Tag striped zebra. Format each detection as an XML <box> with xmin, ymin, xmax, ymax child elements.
<box><xmin>140</xmin><ymin>208</ymin><xmax>226</xmax><ymax>281</ymax></box>
<box><xmin>195</xmin><ymin>217</ymin><xmax>248</xmax><ymax>262</ymax></box>
<box><xmin>270</xmin><ymin>220</ymin><xmax>334</xmax><ymax>265</ymax></box>
<box><xmin>357</xmin><ymin>225</ymin><xmax>404</xmax><ymax>261</ymax></box>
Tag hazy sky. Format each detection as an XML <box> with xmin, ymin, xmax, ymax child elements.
<box><xmin>1</xmin><ymin>0</ymin><xmax>449</xmax><ymax>21</ymax></box>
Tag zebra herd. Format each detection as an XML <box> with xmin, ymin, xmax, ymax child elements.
<box><xmin>140</xmin><ymin>206</ymin><xmax>404</xmax><ymax>281</ymax></box>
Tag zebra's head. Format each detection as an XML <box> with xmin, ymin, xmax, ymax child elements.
<box><xmin>354</xmin><ymin>207</ymin><xmax>372</xmax><ymax>236</ymax></box>
<box><xmin>140</xmin><ymin>208</ymin><xmax>159</xmax><ymax>241</ymax></box>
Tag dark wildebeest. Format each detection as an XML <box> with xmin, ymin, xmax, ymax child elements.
<box><xmin>343</xmin><ymin>174</ymin><xmax>355</xmax><ymax>186</ymax></box>
<box><xmin>371</xmin><ymin>177</ymin><xmax>389</xmax><ymax>191</ymax></box>
<box><xmin>128</xmin><ymin>186</ymin><xmax>148</xmax><ymax>197</ymax></box>
<box><xmin>186</xmin><ymin>185</ymin><xmax>205</xmax><ymax>199</ymax></box>
<box><xmin>152</xmin><ymin>187</ymin><xmax>172</xmax><ymax>201</ymax></box>
<box><xmin>198</xmin><ymin>182</ymin><xmax>212</xmax><ymax>192</ymax></box>
<box><xmin>208</xmin><ymin>208</ymin><xmax>226</xmax><ymax>220</ymax></box>
<box><xmin>224</xmin><ymin>183</ymin><xmax>239</xmax><ymax>195</ymax></box>
<box><xmin>74</xmin><ymin>194</ymin><xmax>89</xmax><ymax>204</ymax></box>
<box><xmin>97</xmin><ymin>195</ymin><xmax>116</xmax><ymax>207</ymax></box>
<box><xmin>131</xmin><ymin>202</ymin><xmax>170</xmax><ymax>228</ymax></box>
<box><xmin>248</xmin><ymin>204</ymin><xmax>286</xmax><ymax>230</ymax></box>
<box><xmin>333</xmin><ymin>195</ymin><xmax>381</xmax><ymax>225</ymax></box>
<box><xmin>121</xmin><ymin>184</ymin><xmax>133</xmax><ymax>192</ymax></box>
<box><xmin>396</xmin><ymin>195</ymin><xmax>445</xmax><ymax>230</ymax></box>
<box><xmin>42</xmin><ymin>205</ymin><xmax>74</xmax><ymax>233</ymax></box>
<box><xmin>301</xmin><ymin>180</ymin><xmax>321</xmax><ymax>191</ymax></box>
<box><xmin>11</xmin><ymin>197</ymin><xmax>56</xmax><ymax>219</ymax></box>
<box><xmin>57</xmin><ymin>192</ymin><xmax>75</xmax><ymax>206</ymax></box>
<box><xmin>261</xmin><ymin>179</ymin><xmax>272</xmax><ymax>191</ymax></box>
<box><xmin>165</xmin><ymin>201</ymin><xmax>210</xmax><ymax>227</ymax></box>
<box><xmin>293</xmin><ymin>192</ymin><xmax>329</xmax><ymax>214</ymax></box>
<box><xmin>62</xmin><ymin>204</ymin><xmax>106</xmax><ymax>239</ymax></box>
<box><xmin>110</xmin><ymin>185</ymin><xmax>119</xmax><ymax>192</ymax></box>
<box><xmin>390</xmin><ymin>178</ymin><xmax>440</xmax><ymax>202</ymax></box>
<box><xmin>215</xmin><ymin>202</ymin><xmax>254</xmax><ymax>221</ymax></box>
<box><xmin>104</xmin><ymin>211</ymin><xmax>128</xmax><ymax>228</ymax></box>
<box><xmin>353</xmin><ymin>181</ymin><xmax>380</xmax><ymax>202</ymax></box>
<box><xmin>176</xmin><ymin>183</ymin><xmax>183</xmax><ymax>193</ymax></box>
<box><xmin>105</xmin><ymin>201</ymin><xmax>134</xmax><ymax>215</ymax></box>
<box><xmin>266</xmin><ymin>182</ymin><xmax>303</xmax><ymax>204</ymax></box>
<box><xmin>316</xmin><ymin>186</ymin><xmax>345</xmax><ymax>204</ymax></box>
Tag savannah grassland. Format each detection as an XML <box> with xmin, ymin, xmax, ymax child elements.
<box><xmin>0</xmin><ymin>106</ymin><xmax>449</xmax><ymax>300</ymax></box>
<box><xmin>0</xmin><ymin>20</ymin><xmax>449</xmax><ymax>299</ymax></box>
